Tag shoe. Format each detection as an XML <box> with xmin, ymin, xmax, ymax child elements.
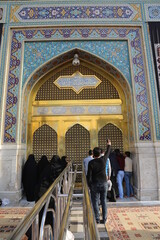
<box><xmin>96</xmin><ymin>219</ymin><xmax>100</xmax><ymax>224</ymax></box>
<box><xmin>101</xmin><ymin>219</ymin><xmax>107</xmax><ymax>224</ymax></box>
<box><xmin>104</xmin><ymin>219</ymin><xmax>108</xmax><ymax>224</ymax></box>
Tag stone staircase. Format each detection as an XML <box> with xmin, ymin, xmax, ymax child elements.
<box><xmin>68</xmin><ymin>188</ymin><xmax>109</xmax><ymax>240</ymax></box>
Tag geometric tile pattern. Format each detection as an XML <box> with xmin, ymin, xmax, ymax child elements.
<box><xmin>4</xmin><ymin>26</ymin><xmax>151</xmax><ymax>143</ymax></box>
<box><xmin>145</xmin><ymin>4</ymin><xmax>160</xmax><ymax>21</ymax></box>
<box><xmin>107</xmin><ymin>206</ymin><xmax>160</xmax><ymax>240</ymax></box>
<box><xmin>10</xmin><ymin>4</ymin><xmax>142</xmax><ymax>23</ymax></box>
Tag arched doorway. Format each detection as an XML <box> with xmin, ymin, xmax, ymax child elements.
<box><xmin>65</xmin><ymin>124</ymin><xmax>90</xmax><ymax>183</ymax></box>
<box><xmin>65</xmin><ymin>124</ymin><xmax>90</xmax><ymax>164</ymax></box>
<box><xmin>21</xmin><ymin>50</ymin><xmax>133</xmax><ymax>170</ymax></box>
<box><xmin>98</xmin><ymin>123</ymin><xmax>124</xmax><ymax>153</ymax></box>
<box><xmin>33</xmin><ymin>124</ymin><xmax>58</xmax><ymax>161</ymax></box>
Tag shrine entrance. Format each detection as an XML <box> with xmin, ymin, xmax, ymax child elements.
<box><xmin>26</xmin><ymin>52</ymin><xmax>131</xmax><ymax>183</ymax></box>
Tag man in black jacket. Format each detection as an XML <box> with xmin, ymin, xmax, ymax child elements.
<box><xmin>87</xmin><ymin>139</ymin><xmax>111</xmax><ymax>224</ymax></box>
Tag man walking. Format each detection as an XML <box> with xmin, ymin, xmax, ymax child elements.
<box><xmin>87</xmin><ymin>139</ymin><xmax>111</xmax><ymax>224</ymax></box>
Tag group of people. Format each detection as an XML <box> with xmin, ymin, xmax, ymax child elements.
<box><xmin>83</xmin><ymin>139</ymin><xmax>133</xmax><ymax>224</ymax></box>
<box><xmin>22</xmin><ymin>154</ymin><xmax>68</xmax><ymax>239</ymax></box>
<box><xmin>109</xmin><ymin>149</ymin><xmax>134</xmax><ymax>199</ymax></box>
<box><xmin>23</xmin><ymin>145</ymin><xmax>133</xmax><ymax>227</ymax></box>
<box><xmin>22</xmin><ymin>154</ymin><xmax>68</xmax><ymax>202</ymax></box>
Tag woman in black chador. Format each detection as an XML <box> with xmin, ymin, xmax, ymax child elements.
<box><xmin>60</xmin><ymin>155</ymin><xmax>68</xmax><ymax>170</ymax></box>
<box><xmin>36</xmin><ymin>155</ymin><xmax>63</xmax><ymax>231</ymax></box>
<box><xmin>37</xmin><ymin>155</ymin><xmax>49</xmax><ymax>183</ymax></box>
<box><xmin>22</xmin><ymin>154</ymin><xmax>37</xmax><ymax>201</ymax></box>
<box><xmin>36</xmin><ymin>155</ymin><xmax>63</xmax><ymax>200</ymax></box>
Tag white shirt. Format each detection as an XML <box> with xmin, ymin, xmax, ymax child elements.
<box><xmin>83</xmin><ymin>156</ymin><xmax>93</xmax><ymax>175</ymax></box>
<box><xmin>124</xmin><ymin>157</ymin><xmax>132</xmax><ymax>172</ymax></box>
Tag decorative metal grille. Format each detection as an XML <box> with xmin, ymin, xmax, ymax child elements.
<box><xmin>98</xmin><ymin>123</ymin><xmax>123</xmax><ymax>153</ymax></box>
<box><xmin>33</xmin><ymin>124</ymin><xmax>57</xmax><ymax>162</ymax></box>
<box><xmin>35</xmin><ymin>64</ymin><xmax>119</xmax><ymax>100</ymax></box>
<box><xmin>65</xmin><ymin>124</ymin><xmax>90</xmax><ymax>182</ymax></box>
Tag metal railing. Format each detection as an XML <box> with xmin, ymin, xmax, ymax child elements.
<box><xmin>83</xmin><ymin>167</ymin><xmax>100</xmax><ymax>240</ymax></box>
<box><xmin>8</xmin><ymin>163</ymin><xmax>101</xmax><ymax>240</ymax></box>
<box><xmin>58</xmin><ymin>166</ymin><xmax>77</xmax><ymax>240</ymax></box>
<box><xmin>8</xmin><ymin>163</ymin><xmax>74</xmax><ymax>240</ymax></box>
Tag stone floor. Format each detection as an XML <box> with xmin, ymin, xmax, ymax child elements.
<box><xmin>108</xmin><ymin>196</ymin><xmax>160</xmax><ymax>207</ymax></box>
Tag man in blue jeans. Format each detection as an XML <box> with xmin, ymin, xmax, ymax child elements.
<box><xmin>124</xmin><ymin>151</ymin><xmax>134</xmax><ymax>197</ymax></box>
<box><xmin>87</xmin><ymin>139</ymin><xmax>111</xmax><ymax>224</ymax></box>
<box><xmin>116</xmin><ymin>149</ymin><xmax>125</xmax><ymax>199</ymax></box>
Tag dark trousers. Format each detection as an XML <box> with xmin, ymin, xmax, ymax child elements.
<box><xmin>90</xmin><ymin>182</ymin><xmax>108</xmax><ymax>222</ymax></box>
<box><xmin>111</xmin><ymin>175</ymin><xmax>119</xmax><ymax>197</ymax></box>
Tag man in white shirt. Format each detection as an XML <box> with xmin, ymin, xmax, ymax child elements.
<box><xmin>83</xmin><ymin>150</ymin><xmax>93</xmax><ymax>175</ymax></box>
<box><xmin>124</xmin><ymin>151</ymin><xmax>134</xmax><ymax>197</ymax></box>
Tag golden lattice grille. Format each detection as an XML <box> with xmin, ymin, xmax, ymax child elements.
<box><xmin>98</xmin><ymin>123</ymin><xmax>123</xmax><ymax>153</ymax></box>
<box><xmin>65</xmin><ymin>124</ymin><xmax>90</xmax><ymax>182</ymax></box>
<box><xmin>33</xmin><ymin>124</ymin><xmax>57</xmax><ymax>162</ymax></box>
<box><xmin>35</xmin><ymin>64</ymin><xmax>119</xmax><ymax>100</ymax></box>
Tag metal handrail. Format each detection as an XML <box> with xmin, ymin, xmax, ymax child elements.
<box><xmin>8</xmin><ymin>163</ymin><xmax>101</xmax><ymax>240</ymax></box>
<box><xmin>58</xmin><ymin>165</ymin><xmax>77</xmax><ymax>240</ymax></box>
<box><xmin>83</xmin><ymin>166</ymin><xmax>100</xmax><ymax>240</ymax></box>
<box><xmin>8</xmin><ymin>163</ymin><xmax>72</xmax><ymax>240</ymax></box>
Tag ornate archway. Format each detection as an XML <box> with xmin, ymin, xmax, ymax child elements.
<box><xmin>21</xmin><ymin>49</ymin><xmax>133</xmax><ymax>154</ymax></box>
<box><xmin>21</xmin><ymin>50</ymin><xmax>133</xmax><ymax>160</ymax></box>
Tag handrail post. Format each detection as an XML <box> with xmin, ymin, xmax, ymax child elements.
<box><xmin>32</xmin><ymin>215</ymin><xmax>39</xmax><ymax>240</ymax></box>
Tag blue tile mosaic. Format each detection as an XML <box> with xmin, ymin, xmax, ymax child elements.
<box><xmin>23</xmin><ymin>40</ymin><xmax>131</xmax><ymax>88</ymax></box>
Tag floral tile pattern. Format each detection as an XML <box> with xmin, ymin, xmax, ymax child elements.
<box><xmin>10</xmin><ymin>4</ymin><xmax>142</xmax><ymax>23</ymax></box>
<box><xmin>107</xmin><ymin>206</ymin><xmax>160</xmax><ymax>240</ymax></box>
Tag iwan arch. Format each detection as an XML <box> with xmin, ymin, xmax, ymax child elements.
<box><xmin>25</xmin><ymin>49</ymin><xmax>131</xmax><ymax>182</ymax></box>
<box><xmin>0</xmin><ymin>2</ymin><xmax>160</xmax><ymax>202</ymax></box>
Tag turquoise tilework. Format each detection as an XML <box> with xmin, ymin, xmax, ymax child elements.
<box><xmin>23</xmin><ymin>40</ymin><xmax>131</xmax><ymax>87</ymax></box>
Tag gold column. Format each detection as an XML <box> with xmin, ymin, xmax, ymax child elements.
<box><xmin>57</xmin><ymin>120</ymin><xmax>65</xmax><ymax>157</ymax></box>
<box><xmin>90</xmin><ymin>119</ymin><xmax>98</xmax><ymax>149</ymax></box>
